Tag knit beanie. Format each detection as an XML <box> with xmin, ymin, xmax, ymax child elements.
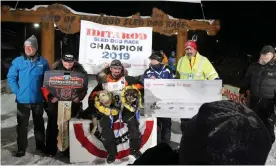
<box><xmin>24</xmin><ymin>35</ymin><xmax>38</xmax><ymax>50</ymax></box>
<box><xmin>179</xmin><ymin>100</ymin><xmax>272</xmax><ymax>165</ymax></box>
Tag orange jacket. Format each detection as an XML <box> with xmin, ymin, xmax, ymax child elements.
<box><xmin>162</xmin><ymin>53</ymin><xmax>168</xmax><ymax>64</ymax></box>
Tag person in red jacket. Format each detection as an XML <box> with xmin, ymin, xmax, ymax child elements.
<box><xmin>88</xmin><ymin>59</ymin><xmax>143</xmax><ymax>164</ymax></box>
<box><xmin>41</xmin><ymin>53</ymin><xmax>88</xmax><ymax>156</ymax></box>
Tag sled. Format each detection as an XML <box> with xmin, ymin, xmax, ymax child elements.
<box><xmin>57</xmin><ymin>101</ymin><xmax>72</xmax><ymax>152</ymax></box>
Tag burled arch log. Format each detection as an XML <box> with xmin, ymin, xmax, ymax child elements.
<box><xmin>1</xmin><ymin>3</ymin><xmax>220</xmax><ymax>67</ymax></box>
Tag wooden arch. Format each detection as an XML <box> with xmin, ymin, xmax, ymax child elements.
<box><xmin>1</xmin><ymin>3</ymin><xmax>220</xmax><ymax>67</ymax></box>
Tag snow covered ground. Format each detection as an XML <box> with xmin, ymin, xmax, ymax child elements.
<box><xmin>1</xmin><ymin>79</ymin><xmax>276</xmax><ymax>165</ymax></box>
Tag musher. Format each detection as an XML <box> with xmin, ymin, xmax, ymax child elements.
<box><xmin>88</xmin><ymin>59</ymin><xmax>143</xmax><ymax>163</ymax></box>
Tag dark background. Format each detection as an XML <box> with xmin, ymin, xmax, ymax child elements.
<box><xmin>1</xmin><ymin>1</ymin><xmax>276</xmax><ymax>85</ymax></box>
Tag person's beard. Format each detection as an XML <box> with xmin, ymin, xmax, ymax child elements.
<box><xmin>112</xmin><ymin>72</ymin><xmax>121</xmax><ymax>78</ymax></box>
<box><xmin>186</xmin><ymin>53</ymin><xmax>194</xmax><ymax>59</ymax></box>
<box><xmin>259</xmin><ymin>57</ymin><xmax>272</xmax><ymax>65</ymax></box>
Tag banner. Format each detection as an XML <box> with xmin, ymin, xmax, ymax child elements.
<box><xmin>144</xmin><ymin>79</ymin><xmax>222</xmax><ymax>119</ymax></box>
<box><xmin>43</xmin><ymin>70</ymin><xmax>88</xmax><ymax>101</ymax></box>
<box><xmin>222</xmin><ymin>84</ymin><xmax>249</xmax><ymax>105</ymax></box>
<box><xmin>79</xmin><ymin>20</ymin><xmax>152</xmax><ymax>76</ymax></box>
<box><xmin>69</xmin><ymin>117</ymin><xmax>157</xmax><ymax>163</ymax></box>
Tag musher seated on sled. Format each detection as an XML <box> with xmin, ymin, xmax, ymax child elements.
<box><xmin>87</xmin><ymin>59</ymin><xmax>144</xmax><ymax>164</ymax></box>
<box><xmin>41</xmin><ymin>53</ymin><xmax>88</xmax><ymax>156</ymax></box>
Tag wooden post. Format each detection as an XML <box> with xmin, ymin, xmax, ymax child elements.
<box><xmin>176</xmin><ymin>30</ymin><xmax>188</xmax><ymax>64</ymax></box>
<box><xmin>41</xmin><ymin>23</ymin><xmax>55</xmax><ymax>68</ymax></box>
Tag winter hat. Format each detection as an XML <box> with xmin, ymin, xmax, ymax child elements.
<box><xmin>185</xmin><ymin>40</ymin><xmax>197</xmax><ymax>50</ymax></box>
<box><xmin>260</xmin><ymin>45</ymin><xmax>275</xmax><ymax>55</ymax></box>
<box><xmin>62</xmin><ymin>53</ymin><xmax>74</xmax><ymax>62</ymax></box>
<box><xmin>149</xmin><ymin>51</ymin><xmax>163</xmax><ymax>62</ymax></box>
<box><xmin>24</xmin><ymin>35</ymin><xmax>38</xmax><ymax>50</ymax></box>
<box><xmin>179</xmin><ymin>100</ymin><xmax>272</xmax><ymax>165</ymax></box>
<box><xmin>110</xmin><ymin>59</ymin><xmax>123</xmax><ymax>68</ymax></box>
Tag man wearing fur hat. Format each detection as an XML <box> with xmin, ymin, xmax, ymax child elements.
<box><xmin>176</xmin><ymin>40</ymin><xmax>221</xmax><ymax>134</ymax></box>
<box><xmin>240</xmin><ymin>45</ymin><xmax>276</xmax><ymax>144</ymax></box>
<box><xmin>88</xmin><ymin>59</ymin><xmax>143</xmax><ymax>164</ymax></box>
<box><xmin>7</xmin><ymin>35</ymin><xmax>50</xmax><ymax>157</ymax></box>
<box><xmin>41</xmin><ymin>52</ymin><xmax>88</xmax><ymax>156</ymax></box>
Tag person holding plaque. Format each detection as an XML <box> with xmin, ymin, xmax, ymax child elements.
<box><xmin>41</xmin><ymin>53</ymin><xmax>88</xmax><ymax>156</ymax></box>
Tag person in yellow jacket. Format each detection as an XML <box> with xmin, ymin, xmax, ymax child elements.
<box><xmin>176</xmin><ymin>40</ymin><xmax>220</xmax><ymax>134</ymax></box>
<box><xmin>176</xmin><ymin>41</ymin><xmax>219</xmax><ymax>80</ymax></box>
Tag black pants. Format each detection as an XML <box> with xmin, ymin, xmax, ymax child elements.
<box><xmin>249</xmin><ymin>97</ymin><xmax>275</xmax><ymax>144</ymax></box>
<box><xmin>99</xmin><ymin>115</ymin><xmax>118</xmax><ymax>156</ymax></box>
<box><xmin>99</xmin><ymin>111</ymin><xmax>141</xmax><ymax>156</ymax></box>
<box><xmin>157</xmin><ymin>118</ymin><xmax>171</xmax><ymax>144</ymax></box>
<box><xmin>16</xmin><ymin>103</ymin><xmax>45</xmax><ymax>152</ymax></box>
<box><xmin>180</xmin><ymin>118</ymin><xmax>190</xmax><ymax>135</ymax></box>
<box><xmin>45</xmin><ymin>101</ymin><xmax>82</xmax><ymax>154</ymax></box>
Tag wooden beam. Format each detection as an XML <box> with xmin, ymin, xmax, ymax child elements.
<box><xmin>1</xmin><ymin>3</ymin><xmax>220</xmax><ymax>67</ymax></box>
<box><xmin>41</xmin><ymin>23</ymin><xmax>55</xmax><ymax>68</ymax></box>
<box><xmin>176</xmin><ymin>30</ymin><xmax>188</xmax><ymax>64</ymax></box>
<box><xmin>1</xmin><ymin>4</ymin><xmax>220</xmax><ymax>36</ymax></box>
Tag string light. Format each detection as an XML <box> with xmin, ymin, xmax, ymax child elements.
<box><xmin>33</xmin><ymin>23</ymin><xmax>39</xmax><ymax>28</ymax></box>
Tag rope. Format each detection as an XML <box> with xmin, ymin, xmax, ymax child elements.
<box><xmin>192</xmin><ymin>34</ymin><xmax>198</xmax><ymax>42</ymax></box>
<box><xmin>14</xmin><ymin>0</ymin><xmax>19</xmax><ymax>9</ymax></box>
<box><xmin>200</xmin><ymin>3</ymin><xmax>206</xmax><ymax>20</ymax></box>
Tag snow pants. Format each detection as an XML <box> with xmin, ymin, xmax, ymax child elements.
<box><xmin>249</xmin><ymin>97</ymin><xmax>275</xmax><ymax>144</ymax></box>
<box><xmin>16</xmin><ymin>103</ymin><xmax>45</xmax><ymax>152</ymax></box>
<box><xmin>99</xmin><ymin>110</ymin><xmax>141</xmax><ymax>157</ymax></box>
<box><xmin>157</xmin><ymin>118</ymin><xmax>171</xmax><ymax>144</ymax></box>
<box><xmin>180</xmin><ymin>118</ymin><xmax>191</xmax><ymax>136</ymax></box>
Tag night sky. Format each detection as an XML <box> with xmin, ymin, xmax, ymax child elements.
<box><xmin>1</xmin><ymin>1</ymin><xmax>276</xmax><ymax>84</ymax></box>
<box><xmin>2</xmin><ymin>1</ymin><xmax>276</xmax><ymax>58</ymax></box>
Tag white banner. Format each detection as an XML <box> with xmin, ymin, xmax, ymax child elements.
<box><xmin>79</xmin><ymin>20</ymin><xmax>152</xmax><ymax>76</ymax></box>
<box><xmin>144</xmin><ymin>79</ymin><xmax>222</xmax><ymax>118</ymax></box>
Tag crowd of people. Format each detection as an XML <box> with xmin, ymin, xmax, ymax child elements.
<box><xmin>7</xmin><ymin>34</ymin><xmax>276</xmax><ymax>165</ymax></box>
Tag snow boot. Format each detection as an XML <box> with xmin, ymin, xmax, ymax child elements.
<box><xmin>106</xmin><ymin>154</ymin><xmax>116</xmax><ymax>164</ymax></box>
<box><xmin>130</xmin><ymin>150</ymin><xmax>142</xmax><ymax>159</ymax></box>
<box><xmin>36</xmin><ymin>145</ymin><xmax>47</xmax><ymax>154</ymax></box>
<box><xmin>15</xmin><ymin>150</ymin><xmax>25</xmax><ymax>157</ymax></box>
<box><xmin>45</xmin><ymin>148</ymin><xmax>57</xmax><ymax>156</ymax></box>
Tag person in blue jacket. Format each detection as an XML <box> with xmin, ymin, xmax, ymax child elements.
<box><xmin>168</xmin><ymin>51</ymin><xmax>176</xmax><ymax>74</ymax></box>
<box><xmin>142</xmin><ymin>51</ymin><xmax>174</xmax><ymax>145</ymax></box>
<box><xmin>7</xmin><ymin>35</ymin><xmax>50</xmax><ymax>157</ymax></box>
